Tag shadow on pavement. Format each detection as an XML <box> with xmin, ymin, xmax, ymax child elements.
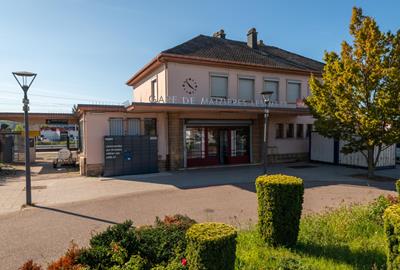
<box><xmin>32</xmin><ymin>205</ymin><xmax>119</xmax><ymax>225</ymax></box>
<box><xmin>105</xmin><ymin>163</ymin><xmax>398</xmax><ymax>193</ymax></box>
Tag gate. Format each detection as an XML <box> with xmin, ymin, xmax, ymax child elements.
<box><xmin>104</xmin><ymin>135</ymin><xmax>158</xmax><ymax>177</ymax></box>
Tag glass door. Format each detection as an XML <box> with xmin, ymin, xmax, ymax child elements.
<box><xmin>185</xmin><ymin>126</ymin><xmax>250</xmax><ymax>167</ymax></box>
<box><xmin>186</xmin><ymin>127</ymin><xmax>219</xmax><ymax>167</ymax></box>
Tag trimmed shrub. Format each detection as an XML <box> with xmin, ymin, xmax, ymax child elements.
<box><xmin>396</xmin><ymin>180</ymin><xmax>400</xmax><ymax>197</ymax></box>
<box><xmin>255</xmin><ymin>174</ymin><xmax>304</xmax><ymax>247</ymax></box>
<box><xmin>185</xmin><ymin>222</ymin><xmax>237</xmax><ymax>270</ymax></box>
<box><xmin>384</xmin><ymin>204</ymin><xmax>400</xmax><ymax>269</ymax></box>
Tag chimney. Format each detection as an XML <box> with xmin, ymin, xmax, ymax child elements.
<box><xmin>213</xmin><ymin>29</ymin><xmax>226</xmax><ymax>39</ymax></box>
<box><xmin>247</xmin><ymin>28</ymin><xmax>258</xmax><ymax>49</ymax></box>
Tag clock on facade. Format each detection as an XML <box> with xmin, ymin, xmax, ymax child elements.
<box><xmin>182</xmin><ymin>78</ymin><xmax>198</xmax><ymax>95</ymax></box>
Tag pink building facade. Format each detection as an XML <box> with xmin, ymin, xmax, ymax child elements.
<box><xmin>78</xmin><ymin>28</ymin><xmax>323</xmax><ymax>176</ymax></box>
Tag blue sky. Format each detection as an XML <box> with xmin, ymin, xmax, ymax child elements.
<box><xmin>0</xmin><ymin>0</ymin><xmax>399</xmax><ymax>113</ymax></box>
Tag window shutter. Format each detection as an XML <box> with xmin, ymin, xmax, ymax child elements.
<box><xmin>238</xmin><ymin>78</ymin><xmax>254</xmax><ymax>101</ymax></box>
<box><xmin>264</xmin><ymin>80</ymin><xmax>278</xmax><ymax>101</ymax></box>
<box><xmin>127</xmin><ymin>119</ymin><xmax>140</xmax><ymax>135</ymax></box>
<box><xmin>287</xmin><ymin>82</ymin><xmax>301</xmax><ymax>103</ymax></box>
<box><xmin>109</xmin><ymin>118</ymin><xmax>124</xmax><ymax>136</ymax></box>
<box><xmin>211</xmin><ymin>76</ymin><xmax>228</xmax><ymax>98</ymax></box>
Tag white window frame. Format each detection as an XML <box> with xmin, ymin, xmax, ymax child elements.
<box><xmin>286</xmin><ymin>80</ymin><xmax>301</xmax><ymax>104</ymax></box>
<box><xmin>109</xmin><ymin>118</ymin><xmax>124</xmax><ymax>136</ymax></box>
<box><xmin>151</xmin><ymin>78</ymin><xmax>158</xmax><ymax>100</ymax></box>
<box><xmin>263</xmin><ymin>77</ymin><xmax>279</xmax><ymax>102</ymax></box>
<box><xmin>209</xmin><ymin>73</ymin><xmax>228</xmax><ymax>99</ymax></box>
<box><xmin>237</xmin><ymin>75</ymin><xmax>255</xmax><ymax>101</ymax></box>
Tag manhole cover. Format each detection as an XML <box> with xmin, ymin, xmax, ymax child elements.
<box><xmin>288</xmin><ymin>165</ymin><xmax>318</xmax><ymax>169</ymax></box>
<box><xmin>23</xmin><ymin>185</ymin><xmax>47</xmax><ymax>191</ymax></box>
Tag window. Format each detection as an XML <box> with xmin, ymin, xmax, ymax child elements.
<box><xmin>144</xmin><ymin>118</ymin><xmax>157</xmax><ymax>136</ymax></box>
<box><xmin>306</xmin><ymin>124</ymin><xmax>313</xmax><ymax>138</ymax></box>
<box><xmin>79</xmin><ymin>119</ymin><xmax>84</xmax><ymax>153</ymax></box>
<box><xmin>109</xmin><ymin>118</ymin><xmax>124</xmax><ymax>136</ymax></box>
<box><xmin>210</xmin><ymin>74</ymin><xmax>228</xmax><ymax>98</ymax></box>
<box><xmin>238</xmin><ymin>77</ymin><xmax>254</xmax><ymax>101</ymax></box>
<box><xmin>264</xmin><ymin>80</ymin><xmax>279</xmax><ymax>101</ymax></box>
<box><xmin>151</xmin><ymin>79</ymin><xmax>158</xmax><ymax>100</ymax></box>
<box><xmin>296</xmin><ymin>124</ymin><xmax>304</xmax><ymax>138</ymax></box>
<box><xmin>286</xmin><ymin>123</ymin><xmax>294</xmax><ymax>138</ymax></box>
<box><xmin>127</xmin><ymin>118</ymin><xmax>140</xmax><ymax>135</ymax></box>
<box><xmin>186</xmin><ymin>128</ymin><xmax>206</xmax><ymax>159</ymax></box>
<box><xmin>275</xmin><ymin>123</ymin><xmax>284</xmax><ymax>139</ymax></box>
<box><xmin>287</xmin><ymin>81</ymin><xmax>301</xmax><ymax>103</ymax></box>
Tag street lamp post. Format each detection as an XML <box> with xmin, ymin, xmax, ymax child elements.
<box><xmin>261</xmin><ymin>90</ymin><xmax>273</xmax><ymax>175</ymax></box>
<box><xmin>12</xmin><ymin>71</ymin><xmax>37</xmax><ymax>206</ymax></box>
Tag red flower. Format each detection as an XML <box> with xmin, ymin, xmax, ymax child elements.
<box><xmin>181</xmin><ymin>258</ymin><xmax>187</xmax><ymax>266</ymax></box>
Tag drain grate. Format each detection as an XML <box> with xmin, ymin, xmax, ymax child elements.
<box><xmin>288</xmin><ymin>165</ymin><xmax>318</xmax><ymax>169</ymax></box>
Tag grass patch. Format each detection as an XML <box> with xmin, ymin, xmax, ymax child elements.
<box><xmin>236</xmin><ymin>203</ymin><xmax>387</xmax><ymax>270</ymax></box>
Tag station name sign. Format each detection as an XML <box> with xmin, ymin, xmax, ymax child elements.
<box><xmin>149</xmin><ymin>95</ymin><xmax>267</xmax><ymax>107</ymax></box>
<box><xmin>148</xmin><ymin>95</ymin><xmax>306</xmax><ymax>108</ymax></box>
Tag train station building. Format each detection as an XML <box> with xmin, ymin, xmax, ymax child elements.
<box><xmin>77</xmin><ymin>29</ymin><xmax>323</xmax><ymax>176</ymax></box>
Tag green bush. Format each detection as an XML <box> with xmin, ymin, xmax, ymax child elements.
<box><xmin>255</xmin><ymin>174</ymin><xmax>304</xmax><ymax>247</ymax></box>
<box><xmin>110</xmin><ymin>255</ymin><xmax>147</xmax><ymax>270</ymax></box>
<box><xmin>136</xmin><ymin>214</ymin><xmax>195</xmax><ymax>266</ymax></box>
<box><xmin>384</xmin><ymin>204</ymin><xmax>400</xmax><ymax>269</ymax></box>
<box><xmin>185</xmin><ymin>222</ymin><xmax>237</xmax><ymax>270</ymax></box>
<box><xmin>154</xmin><ymin>214</ymin><xmax>196</xmax><ymax>231</ymax></box>
<box><xmin>369</xmin><ymin>195</ymin><xmax>399</xmax><ymax>225</ymax></box>
<box><xmin>396</xmin><ymin>180</ymin><xmax>400</xmax><ymax>197</ymax></box>
<box><xmin>78</xmin><ymin>220</ymin><xmax>138</xmax><ymax>269</ymax></box>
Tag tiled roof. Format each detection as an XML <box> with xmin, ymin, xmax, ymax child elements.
<box><xmin>162</xmin><ymin>35</ymin><xmax>324</xmax><ymax>73</ymax></box>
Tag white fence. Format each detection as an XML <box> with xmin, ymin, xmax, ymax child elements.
<box><xmin>310</xmin><ymin>132</ymin><xmax>396</xmax><ymax>168</ymax></box>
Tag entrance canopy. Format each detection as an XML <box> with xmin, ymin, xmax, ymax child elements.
<box><xmin>126</xmin><ymin>102</ymin><xmax>311</xmax><ymax>115</ymax></box>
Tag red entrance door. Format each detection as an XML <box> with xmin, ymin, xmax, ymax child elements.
<box><xmin>186</xmin><ymin>127</ymin><xmax>250</xmax><ymax>167</ymax></box>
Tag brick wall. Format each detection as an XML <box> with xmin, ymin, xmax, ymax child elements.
<box><xmin>252</xmin><ymin>115</ymin><xmax>263</xmax><ymax>164</ymax></box>
<box><xmin>168</xmin><ymin>113</ymin><xmax>183</xmax><ymax>170</ymax></box>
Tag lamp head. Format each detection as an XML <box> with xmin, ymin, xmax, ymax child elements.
<box><xmin>261</xmin><ymin>90</ymin><xmax>274</xmax><ymax>104</ymax></box>
<box><xmin>12</xmin><ymin>71</ymin><xmax>37</xmax><ymax>91</ymax></box>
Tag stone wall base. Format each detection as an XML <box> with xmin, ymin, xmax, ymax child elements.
<box><xmin>267</xmin><ymin>152</ymin><xmax>309</xmax><ymax>164</ymax></box>
<box><xmin>82</xmin><ymin>155</ymin><xmax>308</xmax><ymax>176</ymax></box>
<box><xmin>85</xmin><ymin>163</ymin><xmax>104</xmax><ymax>177</ymax></box>
<box><xmin>83</xmin><ymin>159</ymin><xmax>168</xmax><ymax>176</ymax></box>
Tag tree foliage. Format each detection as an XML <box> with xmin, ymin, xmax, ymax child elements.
<box><xmin>306</xmin><ymin>7</ymin><xmax>400</xmax><ymax>177</ymax></box>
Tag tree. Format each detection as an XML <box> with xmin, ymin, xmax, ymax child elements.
<box><xmin>306</xmin><ymin>7</ymin><xmax>400</xmax><ymax>178</ymax></box>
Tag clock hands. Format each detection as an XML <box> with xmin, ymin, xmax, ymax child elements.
<box><xmin>185</xmin><ymin>79</ymin><xmax>195</xmax><ymax>90</ymax></box>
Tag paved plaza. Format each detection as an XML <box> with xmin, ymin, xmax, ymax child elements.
<box><xmin>0</xmin><ymin>163</ymin><xmax>399</xmax><ymax>269</ymax></box>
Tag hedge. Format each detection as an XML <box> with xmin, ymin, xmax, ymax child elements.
<box><xmin>255</xmin><ymin>174</ymin><xmax>304</xmax><ymax>247</ymax></box>
<box><xmin>384</xmin><ymin>204</ymin><xmax>400</xmax><ymax>269</ymax></box>
<box><xmin>185</xmin><ymin>222</ymin><xmax>237</xmax><ymax>270</ymax></box>
<box><xmin>396</xmin><ymin>180</ymin><xmax>400</xmax><ymax>197</ymax></box>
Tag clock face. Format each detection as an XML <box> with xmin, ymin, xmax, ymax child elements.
<box><xmin>182</xmin><ymin>78</ymin><xmax>198</xmax><ymax>95</ymax></box>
